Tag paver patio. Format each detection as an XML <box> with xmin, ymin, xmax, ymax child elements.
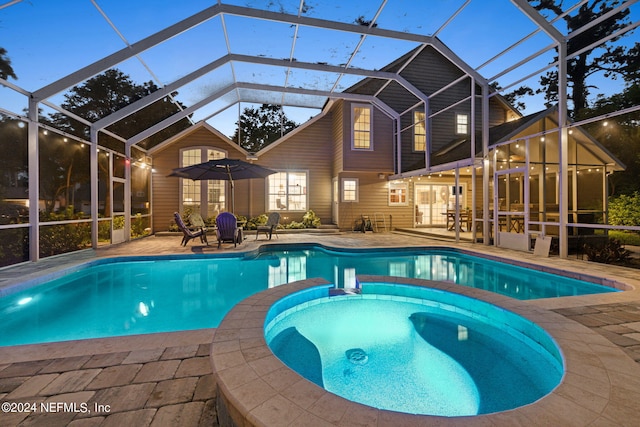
<box><xmin>1</xmin><ymin>231</ymin><xmax>640</xmax><ymax>426</ymax></box>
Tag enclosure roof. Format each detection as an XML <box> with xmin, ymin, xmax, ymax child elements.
<box><xmin>428</xmin><ymin>107</ymin><xmax>625</xmax><ymax>170</ymax></box>
<box><xmin>1</xmin><ymin>0</ymin><xmax>638</xmax><ymax>150</ymax></box>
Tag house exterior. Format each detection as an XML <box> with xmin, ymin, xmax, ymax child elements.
<box><xmin>149</xmin><ymin>47</ymin><xmax>517</xmax><ymax>231</ymax></box>
<box><xmin>149</xmin><ymin>44</ymin><xmax>623</xmax><ymax>252</ymax></box>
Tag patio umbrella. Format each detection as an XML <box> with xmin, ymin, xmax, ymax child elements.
<box><xmin>168</xmin><ymin>158</ymin><xmax>277</xmax><ymax>213</ymax></box>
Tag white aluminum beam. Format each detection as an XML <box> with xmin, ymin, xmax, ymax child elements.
<box><xmin>93</xmin><ymin>52</ymin><xmax>425</xmax><ymax>136</ymax></box>
<box><xmin>93</xmin><ymin>55</ymin><xmax>231</xmax><ymax>129</ymax></box>
<box><xmin>32</xmin><ymin>3</ymin><xmax>224</xmax><ymax>101</ymax></box>
<box><xmin>510</xmin><ymin>0</ymin><xmax>564</xmax><ymax>43</ymax></box>
<box><xmin>0</xmin><ymin>0</ymin><xmax>21</xmax><ymax>10</ymax></box>
<box><xmin>218</xmin><ymin>3</ymin><xmax>436</xmax><ymax>45</ymax></box>
<box><xmin>126</xmin><ymin>81</ymin><xmax>397</xmax><ymax>147</ymax></box>
<box><xmin>27</xmin><ymin>98</ymin><xmax>39</xmax><ymax>262</ymax></box>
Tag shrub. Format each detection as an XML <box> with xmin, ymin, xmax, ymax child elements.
<box><xmin>608</xmin><ymin>192</ymin><xmax>640</xmax><ymax>227</ymax></box>
<box><xmin>302</xmin><ymin>210</ymin><xmax>321</xmax><ymax>228</ymax></box>
<box><xmin>583</xmin><ymin>238</ymin><xmax>632</xmax><ymax>264</ymax></box>
<box><xmin>285</xmin><ymin>220</ymin><xmax>306</xmax><ymax>229</ymax></box>
<box><xmin>246</xmin><ymin>214</ymin><xmax>268</xmax><ymax>230</ymax></box>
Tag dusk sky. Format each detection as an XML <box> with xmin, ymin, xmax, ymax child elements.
<box><xmin>1</xmin><ymin>0</ymin><xmax>638</xmax><ymax>136</ymax></box>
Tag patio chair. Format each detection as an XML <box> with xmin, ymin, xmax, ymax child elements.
<box><xmin>216</xmin><ymin>212</ymin><xmax>242</xmax><ymax>248</ymax></box>
<box><xmin>256</xmin><ymin>212</ymin><xmax>280</xmax><ymax>240</ymax></box>
<box><xmin>188</xmin><ymin>212</ymin><xmax>206</xmax><ymax>230</ymax></box>
<box><xmin>174</xmin><ymin>212</ymin><xmax>208</xmax><ymax>246</ymax></box>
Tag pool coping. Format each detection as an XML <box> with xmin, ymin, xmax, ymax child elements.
<box><xmin>210</xmin><ymin>275</ymin><xmax>640</xmax><ymax>426</ymax></box>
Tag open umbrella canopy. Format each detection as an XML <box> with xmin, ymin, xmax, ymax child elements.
<box><xmin>169</xmin><ymin>158</ymin><xmax>277</xmax><ymax>213</ymax></box>
<box><xmin>168</xmin><ymin>158</ymin><xmax>276</xmax><ymax>181</ymax></box>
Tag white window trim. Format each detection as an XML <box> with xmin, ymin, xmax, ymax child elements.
<box><xmin>179</xmin><ymin>147</ymin><xmax>228</xmax><ymax>214</ymax></box>
<box><xmin>267</xmin><ymin>170</ymin><xmax>309</xmax><ymax>212</ymax></box>
<box><xmin>413</xmin><ymin>110</ymin><xmax>426</xmax><ymax>152</ymax></box>
<box><xmin>455</xmin><ymin>113</ymin><xmax>469</xmax><ymax>135</ymax></box>
<box><xmin>351</xmin><ymin>103</ymin><xmax>373</xmax><ymax>151</ymax></box>
<box><xmin>388</xmin><ymin>181</ymin><xmax>408</xmax><ymax>206</ymax></box>
<box><xmin>341</xmin><ymin>178</ymin><xmax>359</xmax><ymax>203</ymax></box>
<box><xmin>179</xmin><ymin>146</ymin><xmax>228</xmax><ymax>167</ymax></box>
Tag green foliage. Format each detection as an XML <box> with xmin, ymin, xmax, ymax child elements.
<box><xmin>235</xmin><ymin>214</ymin><xmax>248</xmax><ymax>229</ymax></box>
<box><xmin>98</xmin><ymin>220</ymin><xmax>112</xmax><ymax>241</ymax></box>
<box><xmin>608</xmin><ymin>230</ymin><xmax>640</xmax><ymax>246</ymax></box>
<box><xmin>230</xmin><ymin>104</ymin><xmax>298</xmax><ymax>152</ymax></box>
<box><xmin>0</xmin><ymin>46</ymin><xmax>17</xmax><ymax>80</ymax></box>
<box><xmin>47</xmin><ymin>69</ymin><xmax>191</xmax><ymax>151</ymax></box>
<box><xmin>39</xmin><ymin>222</ymin><xmax>91</xmax><ymax>257</ymax></box>
<box><xmin>113</xmin><ymin>215</ymin><xmax>125</xmax><ymax>230</ymax></box>
<box><xmin>528</xmin><ymin>0</ymin><xmax>632</xmax><ymax>115</ymax></box>
<box><xmin>285</xmin><ymin>220</ymin><xmax>306</xmax><ymax>229</ymax></box>
<box><xmin>583</xmin><ymin>238</ymin><xmax>632</xmax><ymax>264</ymax></box>
<box><xmin>131</xmin><ymin>214</ymin><xmax>150</xmax><ymax>239</ymax></box>
<box><xmin>0</xmin><ymin>228</ymin><xmax>28</xmax><ymax>268</ymax></box>
<box><xmin>302</xmin><ymin>210</ymin><xmax>321</xmax><ymax>228</ymax></box>
<box><xmin>608</xmin><ymin>192</ymin><xmax>640</xmax><ymax>226</ymax></box>
<box><xmin>246</xmin><ymin>214</ymin><xmax>268</xmax><ymax>230</ymax></box>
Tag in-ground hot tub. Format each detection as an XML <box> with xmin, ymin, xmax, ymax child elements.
<box><xmin>264</xmin><ymin>282</ymin><xmax>564</xmax><ymax>416</ymax></box>
<box><xmin>209</xmin><ymin>275</ymin><xmax>632</xmax><ymax>427</ymax></box>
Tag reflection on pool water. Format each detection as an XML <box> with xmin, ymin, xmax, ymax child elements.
<box><xmin>265</xmin><ymin>283</ymin><xmax>564</xmax><ymax>416</ymax></box>
<box><xmin>0</xmin><ymin>245</ymin><xmax>617</xmax><ymax>346</ymax></box>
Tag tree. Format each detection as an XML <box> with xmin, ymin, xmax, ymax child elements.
<box><xmin>0</xmin><ymin>47</ymin><xmax>17</xmax><ymax>80</ymax></box>
<box><xmin>490</xmin><ymin>82</ymin><xmax>534</xmax><ymax>112</ymax></box>
<box><xmin>528</xmin><ymin>0</ymin><xmax>632</xmax><ymax>118</ymax></box>
<box><xmin>43</xmin><ymin>69</ymin><xmax>192</xmax><ymax>213</ymax></box>
<box><xmin>38</xmin><ymin>134</ymin><xmax>90</xmax><ymax>214</ymax></box>
<box><xmin>0</xmin><ymin>116</ymin><xmax>28</xmax><ymax>202</ymax></box>
<box><xmin>230</xmin><ymin>104</ymin><xmax>298</xmax><ymax>152</ymax></box>
<box><xmin>47</xmin><ymin>69</ymin><xmax>191</xmax><ymax>151</ymax></box>
<box><xmin>579</xmin><ymin>82</ymin><xmax>640</xmax><ymax>196</ymax></box>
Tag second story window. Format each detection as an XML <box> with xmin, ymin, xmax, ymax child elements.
<box><xmin>413</xmin><ymin>110</ymin><xmax>426</xmax><ymax>152</ymax></box>
<box><xmin>352</xmin><ymin>104</ymin><xmax>372</xmax><ymax>150</ymax></box>
<box><xmin>455</xmin><ymin>113</ymin><xmax>469</xmax><ymax>135</ymax></box>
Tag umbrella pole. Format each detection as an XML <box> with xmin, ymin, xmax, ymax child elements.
<box><xmin>231</xmin><ymin>179</ymin><xmax>235</xmax><ymax>213</ymax></box>
<box><xmin>226</xmin><ymin>165</ymin><xmax>235</xmax><ymax>213</ymax></box>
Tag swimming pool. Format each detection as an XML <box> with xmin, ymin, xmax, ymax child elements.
<box><xmin>264</xmin><ymin>283</ymin><xmax>564</xmax><ymax>416</ymax></box>
<box><xmin>0</xmin><ymin>245</ymin><xmax>618</xmax><ymax>346</ymax></box>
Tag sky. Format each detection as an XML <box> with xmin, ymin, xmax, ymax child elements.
<box><xmin>1</xmin><ymin>0</ymin><xmax>638</xmax><ymax>138</ymax></box>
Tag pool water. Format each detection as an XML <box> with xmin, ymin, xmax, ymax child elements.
<box><xmin>0</xmin><ymin>245</ymin><xmax>616</xmax><ymax>346</ymax></box>
<box><xmin>264</xmin><ymin>284</ymin><xmax>564</xmax><ymax>416</ymax></box>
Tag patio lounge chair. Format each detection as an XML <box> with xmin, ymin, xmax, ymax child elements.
<box><xmin>256</xmin><ymin>212</ymin><xmax>280</xmax><ymax>240</ymax></box>
<box><xmin>216</xmin><ymin>212</ymin><xmax>242</xmax><ymax>248</ymax></box>
<box><xmin>174</xmin><ymin>212</ymin><xmax>208</xmax><ymax>246</ymax></box>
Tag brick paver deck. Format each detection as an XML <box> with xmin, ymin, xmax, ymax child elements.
<box><xmin>0</xmin><ymin>340</ymin><xmax>217</xmax><ymax>427</ymax></box>
<box><xmin>2</xmin><ymin>231</ymin><xmax>640</xmax><ymax>426</ymax></box>
<box><xmin>554</xmin><ymin>302</ymin><xmax>640</xmax><ymax>363</ymax></box>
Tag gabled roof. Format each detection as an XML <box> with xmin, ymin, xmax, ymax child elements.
<box><xmin>148</xmin><ymin>121</ymin><xmax>249</xmax><ymax>157</ymax></box>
